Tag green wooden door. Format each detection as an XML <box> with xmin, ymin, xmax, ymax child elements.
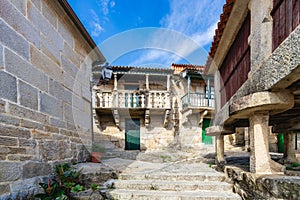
<box><xmin>125</xmin><ymin>119</ymin><xmax>140</xmax><ymax>150</ymax></box>
<box><xmin>202</xmin><ymin>118</ymin><xmax>212</xmax><ymax>144</ymax></box>
<box><xmin>277</xmin><ymin>133</ymin><xmax>284</xmax><ymax>153</ymax></box>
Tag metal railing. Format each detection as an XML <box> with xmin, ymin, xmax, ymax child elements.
<box><xmin>181</xmin><ymin>93</ymin><xmax>214</xmax><ymax>109</ymax></box>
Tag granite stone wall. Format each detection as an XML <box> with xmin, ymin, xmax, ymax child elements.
<box><xmin>0</xmin><ymin>0</ymin><xmax>96</xmax><ymax>198</ymax></box>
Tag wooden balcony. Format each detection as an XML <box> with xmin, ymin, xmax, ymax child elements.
<box><xmin>181</xmin><ymin>93</ymin><xmax>214</xmax><ymax>110</ymax></box>
<box><xmin>94</xmin><ymin>89</ymin><xmax>171</xmax><ymax>109</ymax></box>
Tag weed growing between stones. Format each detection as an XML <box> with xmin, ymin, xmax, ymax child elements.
<box><xmin>35</xmin><ymin>163</ymin><xmax>102</xmax><ymax>200</ymax></box>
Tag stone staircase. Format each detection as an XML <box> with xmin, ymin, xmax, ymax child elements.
<box><xmin>105</xmin><ymin>161</ymin><xmax>242</xmax><ymax>200</ymax></box>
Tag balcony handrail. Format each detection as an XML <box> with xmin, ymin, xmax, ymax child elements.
<box><xmin>94</xmin><ymin>89</ymin><xmax>170</xmax><ymax>109</ymax></box>
<box><xmin>181</xmin><ymin>92</ymin><xmax>215</xmax><ymax>109</ymax></box>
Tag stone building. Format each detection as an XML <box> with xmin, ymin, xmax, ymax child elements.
<box><xmin>0</xmin><ymin>0</ymin><xmax>105</xmax><ymax>198</ymax></box>
<box><xmin>92</xmin><ymin>64</ymin><xmax>214</xmax><ymax>155</ymax></box>
<box><xmin>205</xmin><ymin>0</ymin><xmax>300</xmax><ymax>174</ymax></box>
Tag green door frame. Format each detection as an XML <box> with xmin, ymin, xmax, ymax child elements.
<box><xmin>125</xmin><ymin>118</ymin><xmax>140</xmax><ymax>150</ymax></box>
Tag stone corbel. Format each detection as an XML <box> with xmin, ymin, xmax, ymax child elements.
<box><xmin>198</xmin><ymin>110</ymin><xmax>208</xmax><ymax>127</ymax></box>
<box><xmin>164</xmin><ymin>109</ymin><xmax>170</xmax><ymax>128</ymax></box>
<box><xmin>113</xmin><ymin>109</ymin><xmax>120</xmax><ymax>128</ymax></box>
<box><xmin>145</xmin><ymin>109</ymin><xmax>150</xmax><ymax>128</ymax></box>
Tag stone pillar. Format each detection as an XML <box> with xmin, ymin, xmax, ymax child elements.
<box><xmin>249</xmin><ymin>111</ymin><xmax>272</xmax><ymax>174</ymax></box>
<box><xmin>215</xmin><ymin>135</ymin><xmax>226</xmax><ymax>165</ymax></box>
<box><xmin>146</xmin><ymin>74</ymin><xmax>149</xmax><ymax>90</ymax></box>
<box><xmin>249</xmin><ymin>0</ymin><xmax>273</xmax><ymax>70</ymax></box>
<box><xmin>167</xmin><ymin>75</ymin><xmax>170</xmax><ymax>92</ymax></box>
<box><xmin>244</xmin><ymin>127</ymin><xmax>250</xmax><ymax>151</ymax></box>
<box><xmin>283</xmin><ymin>132</ymin><xmax>298</xmax><ymax>163</ymax></box>
<box><xmin>113</xmin><ymin>73</ymin><xmax>118</xmax><ymax>90</ymax></box>
<box><xmin>187</xmin><ymin>75</ymin><xmax>191</xmax><ymax>104</ymax></box>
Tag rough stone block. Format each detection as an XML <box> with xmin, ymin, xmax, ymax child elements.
<box><xmin>31</xmin><ymin>129</ymin><xmax>52</xmax><ymax>140</ymax></box>
<box><xmin>0</xmin><ymin>44</ymin><xmax>3</xmax><ymax>69</ymax></box>
<box><xmin>10</xmin><ymin>177</ymin><xmax>41</xmax><ymax>195</ymax></box>
<box><xmin>19</xmin><ymin>80</ymin><xmax>38</xmax><ymax>110</ymax></box>
<box><xmin>20</xmin><ymin>119</ymin><xmax>44</xmax><ymax>130</ymax></box>
<box><xmin>0</xmin><ymin>0</ymin><xmax>40</xmax><ymax>48</ymax></box>
<box><xmin>0</xmin><ymin>183</ymin><xmax>10</xmax><ymax>196</ymax></box>
<box><xmin>41</xmin><ymin>1</ymin><xmax>57</xmax><ymax>29</ymax></box>
<box><xmin>40</xmin><ymin>92</ymin><xmax>63</xmax><ymax>119</ymax></box>
<box><xmin>44</xmin><ymin>125</ymin><xmax>59</xmax><ymax>133</ymax></box>
<box><xmin>49</xmin><ymin>117</ymin><xmax>66</xmax><ymax>128</ymax></box>
<box><xmin>0</xmin><ymin>124</ymin><xmax>30</xmax><ymax>139</ymax></box>
<box><xmin>28</xmin><ymin>1</ymin><xmax>63</xmax><ymax>50</ymax></box>
<box><xmin>0</xmin><ymin>19</ymin><xmax>29</xmax><ymax>60</ymax></box>
<box><xmin>0</xmin><ymin>136</ymin><xmax>18</xmax><ymax>146</ymax></box>
<box><xmin>62</xmin><ymin>42</ymin><xmax>80</xmax><ymax>67</ymax></box>
<box><xmin>0</xmin><ymin>71</ymin><xmax>17</xmax><ymax>102</ymax></box>
<box><xmin>39</xmin><ymin>140</ymin><xmax>71</xmax><ymax>161</ymax></box>
<box><xmin>30</xmin><ymin>0</ymin><xmax>41</xmax><ymax>11</ymax></box>
<box><xmin>19</xmin><ymin>138</ymin><xmax>37</xmax><ymax>148</ymax></box>
<box><xmin>5</xmin><ymin>49</ymin><xmax>48</xmax><ymax>92</ymax></box>
<box><xmin>11</xmin><ymin>0</ymin><xmax>26</xmax><ymax>15</ymax></box>
<box><xmin>62</xmin><ymin>56</ymin><xmax>78</xmax><ymax>79</ymax></box>
<box><xmin>0</xmin><ymin>162</ymin><xmax>22</xmax><ymax>182</ymax></box>
<box><xmin>62</xmin><ymin>72</ymin><xmax>75</xmax><ymax>92</ymax></box>
<box><xmin>40</xmin><ymin>34</ymin><xmax>60</xmax><ymax>65</ymax></box>
<box><xmin>0</xmin><ymin>99</ymin><xmax>5</xmax><ymax>113</ymax></box>
<box><xmin>0</xmin><ymin>113</ymin><xmax>19</xmax><ymax>126</ymax></box>
<box><xmin>30</xmin><ymin>46</ymin><xmax>63</xmax><ymax>81</ymax></box>
<box><xmin>8</xmin><ymin>103</ymin><xmax>49</xmax><ymax>124</ymax></box>
<box><xmin>63</xmin><ymin>103</ymin><xmax>74</xmax><ymax>123</ymax></box>
<box><xmin>0</xmin><ymin>147</ymin><xmax>27</xmax><ymax>155</ymax></box>
<box><xmin>58</xmin><ymin>19</ymin><xmax>74</xmax><ymax>48</ymax></box>
<box><xmin>49</xmin><ymin>79</ymin><xmax>72</xmax><ymax>103</ymax></box>
<box><xmin>7</xmin><ymin>154</ymin><xmax>33</xmax><ymax>161</ymax></box>
<box><xmin>23</xmin><ymin>162</ymin><xmax>52</xmax><ymax>178</ymax></box>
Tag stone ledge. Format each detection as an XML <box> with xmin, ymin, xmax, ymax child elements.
<box><xmin>224</xmin><ymin>166</ymin><xmax>300</xmax><ymax>200</ymax></box>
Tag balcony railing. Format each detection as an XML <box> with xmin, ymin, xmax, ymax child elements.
<box><xmin>95</xmin><ymin>90</ymin><xmax>171</xmax><ymax>109</ymax></box>
<box><xmin>181</xmin><ymin>93</ymin><xmax>214</xmax><ymax>109</ymax></box>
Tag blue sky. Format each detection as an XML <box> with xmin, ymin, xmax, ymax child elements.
<box><xmin>68</xmin><ymin>0</ymin><xmax>225</xmax><ymax>67</ymax></box>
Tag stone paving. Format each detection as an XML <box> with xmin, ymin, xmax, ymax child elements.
<box><xmin>98</xmin><ymin>149</ymin><xmax>242</xmax><ymax>200</ymax></box>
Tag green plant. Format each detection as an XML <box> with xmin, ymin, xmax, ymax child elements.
<box><xmin>91</xmin><ymin>183</ymin><xmax>101</xmax><ymax>191</ymax></box>
<box><xmin>91</xmin><ymin>143</ymin><xmax>106</xmax><ymax>153</ymax></box>
<box><xmin>35</xmin><ymin>179</ymin><xmax>67</xmax><ymax>200</ymax></box>
<box><xmin>291</xmin><ymin>163</ymin><xmax>300</xmax><ymax>168</ymax></box>
<box><xmin>36</xmin><ymin>163</ymin><xmax>84</xmax><ymax>199</ymax></box>
<box><xmin>71</xmin><ymin>184</ymin><xmax>85</xmax><ymax>192</ymax></box>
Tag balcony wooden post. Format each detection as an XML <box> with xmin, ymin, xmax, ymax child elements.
<box><xmin>113</xmin><ymin>73</ymin><xmax>118</xmax><ymax>90</ymax></box>
<box><xmin>187</xmin><ymin>75</ymin><xmax>191</xmax><ymax>105</ymax></box>
<box><xmin>146</xmin><ymin>74</ymin><xmax>149</xmax><ymax>90</ymax></box>
<box><xmin>167</xmin><ymin>75</ymin><xmax>170</xmax><ymax>91</ymax></box>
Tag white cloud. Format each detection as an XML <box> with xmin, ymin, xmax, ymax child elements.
<box><xmin>89</xmin><ymin>9</ymin><xmax>104</xmax><ymax>37</ymax></box>
<box><xmin>97</xmin><ymin>0</ymin><xmax>116</xmax><ymax>21</ymax></box>
<box><xmin>133</xmin><ymin>0</ymin><xmax>225</xmax><ymax>66</ymax></box>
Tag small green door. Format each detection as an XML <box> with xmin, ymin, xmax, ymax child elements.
<box><xmin>277</xmin><ymin>133</ymin><xmax>284</xmax><ymax>153</ymax></box>
<box><xmin>202</xmin><ymin>118</ymin><xmax>212</xmax><ymax>144</ymax></box>
<box><xmin>125</xmin><ymin>119</ymin><xmax>140</xmax><ymax>150</ymax></box>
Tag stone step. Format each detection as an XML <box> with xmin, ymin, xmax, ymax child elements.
<box><xmin>109</xmin><ymin>189</ymin><xmax>242</xmax><ymax>200</ymax></box>
<box><xmin>114</xmin><ymin>179</ymin><xmax>233</xmax><ymax>191</ymax></box>
<box><xmin>119</xmin><ymin>172</ymin><xmax>225</xmax><ymax>182</ymax></box>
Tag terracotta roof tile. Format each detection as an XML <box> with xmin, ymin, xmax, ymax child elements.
<box><xmin>171</xmin><ymin>63</ymin><xmax>205</xmax><ymax>74</ymax></box>
<box><xmin>208</xmin><ymin>0</ymin><xmax>235</xmax><ymax>59</ymax></box>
